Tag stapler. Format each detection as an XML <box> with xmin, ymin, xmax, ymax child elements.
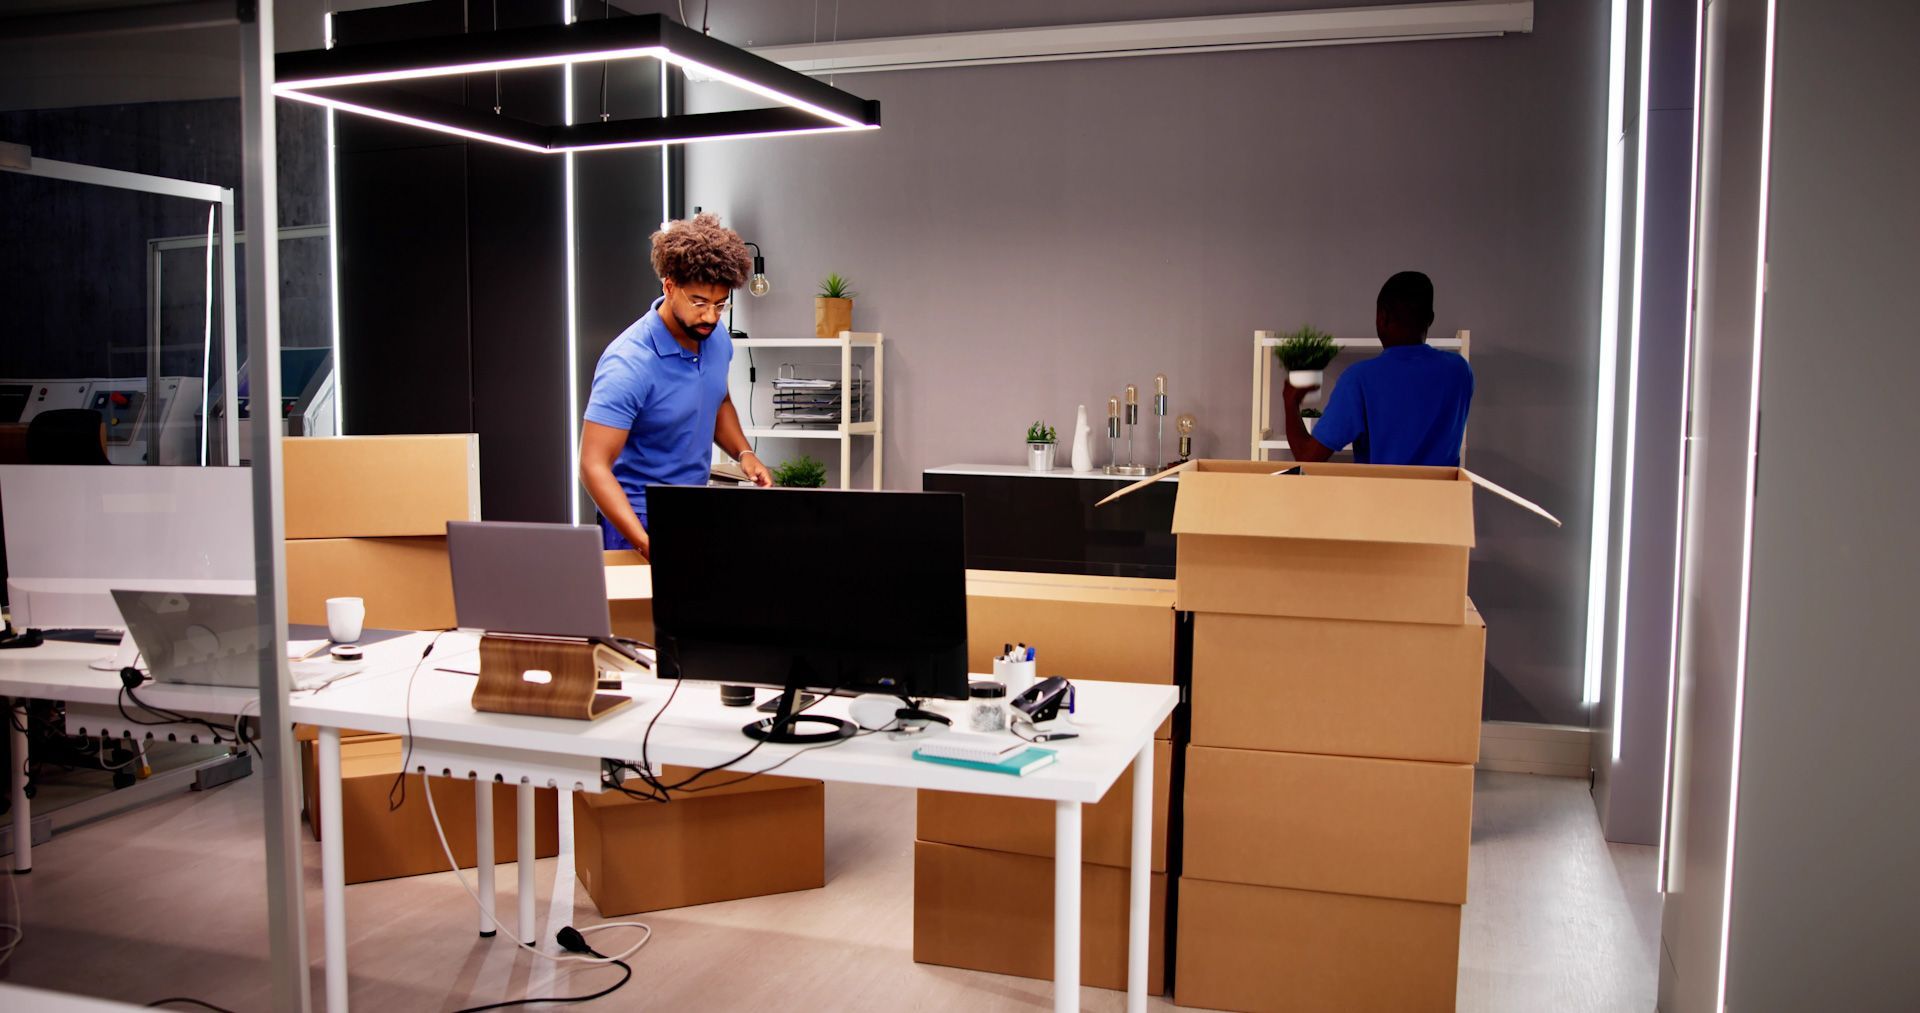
<box><xmin>1012</xmin><ymin>676</ymin><xmax>1074</xmax><ymax>724</ymax></box>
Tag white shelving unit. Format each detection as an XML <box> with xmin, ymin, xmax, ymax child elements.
<box><xmin>731</xmin><ymin>330</ymin><xmax>884</xmax><ymax>489</ymax></box>
<box><xmin>1250</xmin><ymin>329</ymin><xmax>1471</xmax><ymax>461</ymax></box>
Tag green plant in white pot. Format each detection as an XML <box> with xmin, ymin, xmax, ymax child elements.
<box><xmin>1026</xmin><ymin>421</ymin><xmax>1057</xmax><ymax>473</ymax></box>
<box><xmin>1275</xmin><ymin>325</ymin><xmax>1339</xmax><ymax>395</ymax></box>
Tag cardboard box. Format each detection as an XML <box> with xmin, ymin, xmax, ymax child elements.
<box><xmin>1183</xmin><ymin>745</ymin><xmax>1472</xmax><ymax>905</ymax></box>
<box><xmin>285</xmin><ymin>536</ymin><xmax>456</xmax><ymax>631</ymax></box>
<box><xmin>1163</xmin><ymin>461</ymin><xmax>1476</xmax><ymax>625</ymax></box>
<box><xmin>966</xmin><ymin>569</ymin><xmax>1175</xmax><ymax>738</ymax></box>
<box><xmin>298</xmin><ymin>735</ymin><xmax>559</xmax><ymax>885</ymax></box>
<box><xmin>1190</xmin><ymin>606</ymin><xmax>1486</xmax><ymax>763</ymax></box>
<box><xmin>1176</xmin><ymin>877</ymin><xmax>1460</xmax><ymax>1012</ymax></box>
<box><xmin>916</xmin><ymin>739</ymin><xmax>1171</xmax><ymax>872</ymax></box>
<box><xmin>284</xmin><ymin>434</ymin><xmax>480</xmax><ymax>539</ymax></box>
<box><xmin>913</xmin><ymin>841</ymin><xmax>1166</xmax><ymax>995</ymax></box>
<box><xmin>604</xmin><ymin>554</ymin><xmax>654</xmax><ymax>642</ymax></box>
<box><xmin>574</xmin><ymin>770</ymin><xmax>825</xmax><ymax>916</ymax></box>
<box><xmin>965</xmin><ymin>570</ymin><xmax>1175</xmax><ymax>682</ymax></box>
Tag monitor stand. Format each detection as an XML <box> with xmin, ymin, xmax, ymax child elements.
<box><xmin>893</xmin><ymin>696</ymin><xmax>952</xmax><ymax>727</ymax></box>
<box><xmin>744</xmin><ymin>685</ymin><xmax>857</xmax><ymax>744</ymax></box>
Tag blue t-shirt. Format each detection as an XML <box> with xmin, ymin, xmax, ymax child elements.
<box><xmin>1311</xmin><ymin>343</ymin><xmax>1474</xmax><ymax>467</ymax></box>
<box><xmin>582</xmin><ymin>298</ymin><xmax>732</xmax><ymax>548</ymax></box>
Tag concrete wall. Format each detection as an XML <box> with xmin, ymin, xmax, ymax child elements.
<box><xmin>687</xmin><ymin>0</ymin><xmax>1610</xmax><ymax>724</ymax></box>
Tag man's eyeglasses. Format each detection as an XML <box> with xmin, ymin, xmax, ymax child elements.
<box><xmin>686</xmin><ymin>295</ymin><xmax>731</xmax><ymax>313</ymax></box>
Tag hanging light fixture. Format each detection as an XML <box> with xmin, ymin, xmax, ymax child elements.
<box><xmin>745</xmin><ymin>242</ymin><xmax>771</xmax><ymax>297</ymax></box>
<box><xmin>274</xmin><ymin>14</ymin><xmax>881</xmax><ymax>154</ymax></box>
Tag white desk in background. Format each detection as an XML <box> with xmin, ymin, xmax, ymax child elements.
<box><xmin>0</xmin><ymin>637</ymin><xmax>258</xmax><ymax>873</ymax></box>
<box><xmin>291</xmin><ymin>630</ymin><xmax>1175</xmax><ymax>1013</ymax></box>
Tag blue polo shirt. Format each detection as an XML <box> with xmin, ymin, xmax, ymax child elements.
<box><xmin>1311</xmin><ymin>343</ymin><xmax>1474</xmax><ymax>467</ymax></box>
<box><xmin>583</xmin><ymin>298</ymin><xmax>732</xmax><ymax>548</ymax></box>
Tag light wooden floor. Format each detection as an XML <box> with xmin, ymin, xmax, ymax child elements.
<box><xmin>0</xmin><ymin>770</ymin><xmax>1659</xmax><ymax>1011</ymax></box>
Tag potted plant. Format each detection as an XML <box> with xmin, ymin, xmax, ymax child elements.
<box><xmin>1026</xmin><ymin>421</ymin><xmax>1057</xmax><ymax>473</ymax></box>
<box><xmin>1275</xmin><ymin>324</ymin><xmax>1339</xmax><ymax>391</ymax></box>
<box><xmin>814</xmin><ymin>272</ymin><xmax>856</xmax><ymax>338</ymax></box>
<box><xmin>1299</xmin><ymin>406</ymin><xmax>1322</xmax><ymax>435</ymax></box>
<box><xmin>771</xmin><ymin>454</ymin><xmax>829</xmax><ymax>488</ymax></box>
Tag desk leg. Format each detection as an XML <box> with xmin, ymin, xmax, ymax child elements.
<box><xmin>517</xmin><ymin>781</ymin><xmax>536</xmax><ymax>944</ymax></box>
<box><xmin>318</xmin><ymin>727</ymin><xmax>348</xmax><ymax>1013</ymax></box>
<box><xmin>9</xmin><ymin>698</ymin><xmax>28</xmax><ymax>873</ymax></box>
<box><xmin>475</xmin><ymin>778</ymin><xmax>496</xmax><ymax>938</ymax></box>
<box><xmin>1054</xmin><ymin>799</ymin><xmax>1082</xmax><ymax>1013</ymax></box>
<box><xmin>1127</xmin><ymin>742</ymin><xmax>1154</xmax><ymax>1013</ymax></box>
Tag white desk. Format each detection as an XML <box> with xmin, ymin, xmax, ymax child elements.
<box><xmin>0</xmin><ymin>638</ymin><xmax>258</xmax><ymax>873</ymax></box>
<box><xmin>291</xmin><ymin>631</ymin><xmax>1176</xmax><ymax>1013</ymax></box>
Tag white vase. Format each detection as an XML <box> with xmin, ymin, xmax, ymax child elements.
<box><xmin>1028</xmin><ymin>442</ymin><xmax>1056</xmax><ymax>472</ymax></box>
<box><xmin>1287</xmin><ymin>369</ymin><xmax>1324</xmax><ymax>389</ymax></box>
<box><xmin>1070</xmin><ymin>405</ymin><xmax>1093</xmax><ymax>472</ymax></box>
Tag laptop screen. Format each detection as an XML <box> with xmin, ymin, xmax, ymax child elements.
<box><xmin>446</xmin><ymin>521</ymin><xmax>613</xmax><ymax>640</ymax></box>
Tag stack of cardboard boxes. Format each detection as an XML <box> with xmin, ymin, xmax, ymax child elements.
<box><xmin>913</xmin><ymin>570</ymin><xmax>1176</xmax><ymax>993</ymax></box>
<box><xmin>283</xmin><ymin>435</ymin><xmax>565</xmax><ymax>883</ymax></box>
<box><xmin>1153</xmin><ymin>461</ymin><xmax>1487</xmax><ymax>1012</ymax></box>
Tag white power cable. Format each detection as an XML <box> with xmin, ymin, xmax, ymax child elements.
<box><xmin>420</xmin><ymin>772</ymin><xmax>651</xmax><ymax>964</ymax></box>
<box><xmin>0</xmin><ymin>865</ymin><xmax>21</xmax><ymax>967</ymax></box>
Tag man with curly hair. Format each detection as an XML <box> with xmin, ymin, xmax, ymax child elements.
<box><xmin>581</xmin><ymin>213</ymin><xmax>772</xmax><ymax>556</ymax></box>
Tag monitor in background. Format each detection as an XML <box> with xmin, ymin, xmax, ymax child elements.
<box><xmin>647</xmin><ymin>485</ymin><xmax>970</xmax><ymax>744</ymax></box>
<box><xmin>0</xmin><ymin>464</ymin><xmax>254</xmax><ymax>668</ymax></box>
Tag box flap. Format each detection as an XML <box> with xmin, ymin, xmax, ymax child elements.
<box><xmin>1463</xmin><ymin>469</ymin><xmax>1562</xmax><ymax>527</ymax></box>
<box><xmin>1170</xmin><ymin>469</ymin><xmax>1475</xmax><ymax>548</ymax></box>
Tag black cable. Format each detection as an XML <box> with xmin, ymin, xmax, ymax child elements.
<box><xmin>117</xmin><ymin>683</ymin><xmax>232</xmax><ymax>747</ymax></box>
<box><xmin>618</xmin><ymin>680</ymin><xmax>848</xmax><ymax>800</ymax></box>
<box><xmin>388</xmin><ymin>630</ymin><xmax>453</xmax><ymax>812</ymax></box>
<box><xmin>146</xmin><ymin>999</ymin><xmax>240</xmax><ymax>1013</ymax></box>
<box><xmin>450</xmin><ymin>929</ymin><xmax>633</xmax><ymax>1013</ymax></box>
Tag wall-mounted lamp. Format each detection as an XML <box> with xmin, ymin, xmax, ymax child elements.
<box><xmin>745</xmin><ymin>242</ymin><xmax>770</xmax><ymax>297</ymax></box>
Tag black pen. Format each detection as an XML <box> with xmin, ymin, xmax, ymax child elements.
<box><xmin>1030</xmin><ymin>731</ymin><xmax>1078</xmax><ymax>743</ymax></box>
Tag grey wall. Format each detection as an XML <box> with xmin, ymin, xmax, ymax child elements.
<box><xmin>1655</xmin><ymin>0</ymin><xmax>1784</xmax><ymax>1008</ymax></box>
<box><xmin>1593</xmin><ymin>0</ymin><xmax>1695</xmax><ymax>846</ymax></box>
<box><xmin>1718</xmin><ymin>1</ymin><xmax>1920</xmax><ymax>1009</ymax></box>
<box><xmin>686</xmin><ymin>0</ymin><xmax>1610</xmax><ymax>725</ymax></box>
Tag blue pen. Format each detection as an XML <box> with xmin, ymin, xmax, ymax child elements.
<box><xmin>1026</xmin><ymin>646</ymin><xmax>1035</xmax><ymax>662</ymax></box>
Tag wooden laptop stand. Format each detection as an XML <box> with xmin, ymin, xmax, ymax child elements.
<box><xmin>472</xmin><ymin>633</ymin><xmax>640</xmax><ymax>720</ymax></box>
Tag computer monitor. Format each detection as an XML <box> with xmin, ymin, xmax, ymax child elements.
<box><xmin>0</xmin><ymin>464</ymin><xmax>254</xmax><ymax>667</ymax></box>
<box><xmin>647</xmin><ymin>485</ymin><xmax>970</xmax><ymax>744</ymax></box>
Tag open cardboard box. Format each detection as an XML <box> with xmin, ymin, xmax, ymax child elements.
<box><xmin>1097</xmin><ymin>460</ymin><xmax>1556</xmax><ymax>626</ymax></box>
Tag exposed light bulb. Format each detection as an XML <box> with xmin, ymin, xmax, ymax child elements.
<box><xmin>1176</xmin><ymin>413</ymin><xmax>1197</xmax><ymax>436</ymax></box>
<box><xmin>1154</xmin><ymin>373</ymin><xmax>1167</xmax><ymax>396</ymax></box>
<box><xmin>749</xmin><ymin>273</ymin><xmax>771</xmax><ymax>297</ymax></box>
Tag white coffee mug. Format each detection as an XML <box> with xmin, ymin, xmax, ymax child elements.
<box><xmin>326</xmin><ymin>596</ymin><xmax>366</xmax><ymax>644</ymax></box>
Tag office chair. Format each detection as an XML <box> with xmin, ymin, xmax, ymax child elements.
<box><xmin>26</xmin><ymin>408</ymin><xmax>111</xmax><ymax>465</ymax></box>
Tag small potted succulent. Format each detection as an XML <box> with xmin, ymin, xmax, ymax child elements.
<box><xmin>1299</xmin><ymin>406</ymin><xmax>1322</xmax><ymax>435</ymax></box>
<box><xmin>814</xmin><ymin>272</ymin><xmax>856</xmax><ymax>338</ymax></box>
<box><xmin>1275</xmin><ymin>324</ymin><xmax>1339</xmax><ymax>391</ymax></box>
<box><xmin>1026</xmin><ymin>421</ymin><xmax>1057</xmax><ymax>473</ymax></box>
<box><xmin>771</xmin><ymin>454</ymin><xmax>829</xmax><ymax>488</ymax></box>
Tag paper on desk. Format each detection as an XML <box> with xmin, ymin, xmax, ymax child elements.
<box><xmin>287</xmin><ymin>639</ymin><xmax>330</xmax><ymax>660</ymax></box>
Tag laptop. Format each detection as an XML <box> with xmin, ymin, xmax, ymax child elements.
<box><xmin>112</xmin><ymin>589</ymin><xmax>262</xmax><ymax>689</ymax></box>
<box><xmin>445</xmin><ymin>521</ymin><xmax>651</xmax><ymax>667</ymax></box>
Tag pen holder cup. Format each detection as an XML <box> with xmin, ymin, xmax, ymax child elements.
<box><xmin>993</xmin><ymin>658</ymin><xmax>1038</xmax><ymax>697</ymax></box>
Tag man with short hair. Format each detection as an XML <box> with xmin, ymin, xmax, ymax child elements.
<box><xmin>1283</xmin><ymin>270</ymin><xmax>1473</xmax><ymax>467</ymax></box>
<box><xmin>580</xmin><ymin>213</ymin><xmax>772</xmax><ymax>556</ymax></box>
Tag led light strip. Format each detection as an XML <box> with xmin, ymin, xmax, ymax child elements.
<box><xmin>653</xmin><ymin>50</ymin><xmax>867</xmax><ymax>127</ymax></box>
<box><xmin>1659</xmin><ymin>0</ymin><xmax>1712</xmax><ymax>896</ymax></box>
<box><xmin>1611</xmin><ymin>0</ymin><xmax>1655</xmax><ymax>765</ymax></box>
<box><xmin>1583</xmin><ymin>0</ymin><xmax>1632</xmax><ymax>708</ymax></box>
<box><xmin>284</xmin><ymin>89</ymin><xmax>551</xmax><ymax>152</ymax></box>
<box><xmin>558</xmin><ymin>121</ymin><xmax>875</xmax><ymax>154</ymax></box>
<box><xmin>564</xmin><ymin>0</ymin><xmax>581</xmax><ymax>524</ymax></box>
<box><xmin>1715</xmin><ymin>0</ymin><xmax>1778</xmax><ymax>1005</ymax></box>
<box><xmin>275</xmin><ymin>45</ymin><xmax>668</xmax><ymax>90</ymax></box>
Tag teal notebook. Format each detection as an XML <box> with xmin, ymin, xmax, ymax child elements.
<box><xmin>912</xmin><ymin>745</ymin><xmax>1058</xmax><ymax>777</ymax></box>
